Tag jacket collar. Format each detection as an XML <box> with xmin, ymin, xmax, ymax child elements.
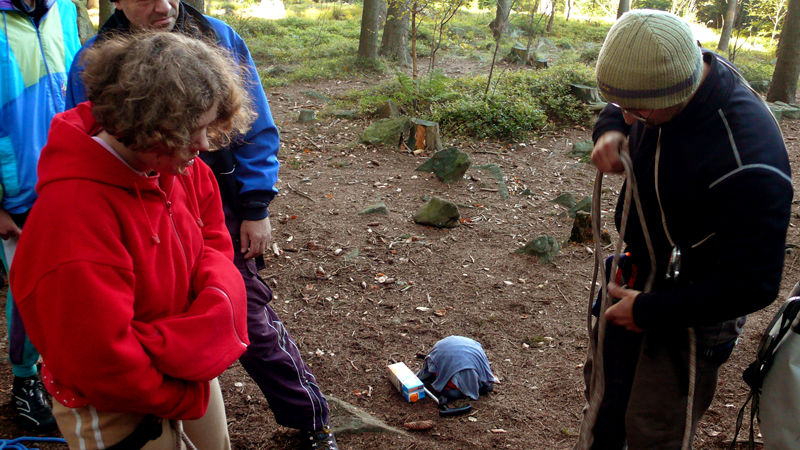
<box><xmin>97</xmin><ymin>1</ymin><xmax>218</xmax><ymax>43</ymax></box>
<box><xmin>0</xmin><ymin>0</ymin><xmax>55</xmax><ymax>14</ymax></box>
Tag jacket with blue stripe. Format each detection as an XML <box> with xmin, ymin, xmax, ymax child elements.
<box><xmin>593</xmin><ymin>50</ymin><xmax>793</xmax><ymax>347</ymax></box>
<box><xmin>66</xmin><ymin>3</ymin><xmax>280</xmax><ymax>222</ymax></box>
<box><xmin>0</xmin><ymin>0</ymin><xmax>80</xmax><ymax>214</ymax></box>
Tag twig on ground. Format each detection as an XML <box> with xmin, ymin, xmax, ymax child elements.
<box><xmin>555</xmin><ymin>284</ymin><xmax>570</xmax><ymax>303</ymax></box>
<box><xmin>347</xmin><ymin>359</ymin><xmax>359</xmax><ymax>371</ymax></box>
<box><xmin>287</xmin><ymin>183</ymin><xmax>316</xmax><ymax>202</ymax></box>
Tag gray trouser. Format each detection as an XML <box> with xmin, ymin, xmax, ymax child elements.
<box><xmin>578</xmin><ymin>323</ymin><xmax>726</xmax><ymax>450</ymax></box>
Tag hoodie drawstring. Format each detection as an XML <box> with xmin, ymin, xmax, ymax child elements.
<box><xmin>177</xmin><ymin>175</ymin><xmax>204</xmax><ymax>228</ymax></box>
<box><xmin>135</xmin><ymin>183</ymin><xmax>161</xmax><ymax>245</ymax></box>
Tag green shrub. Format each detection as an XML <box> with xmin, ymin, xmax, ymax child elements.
<box><xmin>432</xmin><ymin>96</ymin><xmax>548</xmax><ymax>141</ymax></box>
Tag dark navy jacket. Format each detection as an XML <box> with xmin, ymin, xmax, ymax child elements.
<box><xmin>593</xmin><ymin>50</ymin><xmax>793</xmax><ymax>347</ymax></box>
<box><xmin>65</xmin><ymin>3</ymin><xmax>280</xmax><ymax>222</ymax></box>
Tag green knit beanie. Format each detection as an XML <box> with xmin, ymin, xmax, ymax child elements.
<box><xmin>596</xmin><ymin>9</ymin><xmax>702</xmax><ymax>110</ymax></box>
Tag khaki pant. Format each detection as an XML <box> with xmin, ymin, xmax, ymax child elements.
<box><xmin>52</xmin><ymin>378</ymin><xmax>230</xmax><ymax>450</ymax></box>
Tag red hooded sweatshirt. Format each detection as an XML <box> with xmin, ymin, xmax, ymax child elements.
<box><xmin>9</xmin><ymin>103</ymin><xmax>249</xmax><ymax>420</ymax></box>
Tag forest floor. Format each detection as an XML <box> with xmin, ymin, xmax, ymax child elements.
<box><xmin>0</xmin><ymin>55</ymin><xmax>799</xmax><ymax>450</ymax></box>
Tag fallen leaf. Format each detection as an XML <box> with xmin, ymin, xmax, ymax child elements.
<box><xmin>434</xmin><ymin>310</ymin><xmax>446</xmax><ymax>317</ymax></box>
<box><xmin>416</xmin><ymin>307</ymin><xmax>432</xmax><ymax>312</ymax></box>
<box><xmin>468</xmin><ymin>417</ymin><xmax>478</xmax><ymax>422</ymax></box>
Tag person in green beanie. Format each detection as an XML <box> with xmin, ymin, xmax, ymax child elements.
<box><xmin>575</xmin><ymin>9</ymin><xmax>792</xmax><ymax>449</ymax></box>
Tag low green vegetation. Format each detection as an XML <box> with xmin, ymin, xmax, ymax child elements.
<box><xmin>346</xmin><ymin>62</ymin><xmax>594</xmax><ymax>141</ymax></box>
<box><xmin>206</xmin><ymin>0</ymin><xmax>780</xmax><ymax>141</ymax></box>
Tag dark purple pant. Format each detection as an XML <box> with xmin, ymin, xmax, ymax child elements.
<box><xmin>229</xmin><ymin>223</ymin><xmax>329</xmax><ymax>431</ymax></box>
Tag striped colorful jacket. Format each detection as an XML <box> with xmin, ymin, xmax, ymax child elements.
<box><xmin>0</xmin><ymin>0</ymin><xmax>79</xmax><ymax>214</ymax></box>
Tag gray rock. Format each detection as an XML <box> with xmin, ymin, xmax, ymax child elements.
<box><xmin>569</xmin><ymin>140</ymin><xmax>594</xmax><ymax>158</ymax></box>
<box><xmin>375</xmin><ymin>100</ymin><xmax>400</xmax><ymax>119</ymax></box>
<box><xmin>769</xmin><ymin>104</ymin><xmax>784</xmax><ymax>122</ymax></box>
<box><xmin>361</xmin><ymin>117</ymin><xmax>412</xmax><ymax>147</ymax></box>
<box><xmin>767</xmin><ymin>102</ymin><xmax>800</xmax><ymax>121</ymax></box>
<box><xmin>569</xmin><ymin>84</ymin><xmax>602</xmax><ymax>104</ymax></box>
<box><xmin>413</xmin><ymin>197</ymin><xmax>460</xmax><ymax>228</ymax></box>
<box><xmin>516</xmin><ymin>236</ymin><xmax>560</xmax><ymax>263</ymax></box>
<box><xmin>567</xmin><ymin>195</ymin><xmax>592</xmax><ymax>218</ymax></box>
<box><xmin>551</xmin><ymin>193</ymin><xmax>576</xmax><ymax>208</ymax></box>
<box><xmin>473</xmin><ymin>164</ymin><xmax>509</xmax><ymax>199</ymax></box>
<box><xmin>301</xmin><ymin>90</ymin><xmax>333</xmax><ymax>102</ymax></box>
<box><xmin>359</xmin><ymin>203</ymin><xmax>389</xmax><ymax>215</ymax></box>
<box><xmin>297</xmin><ymin>109</ymin><xmax>316</xmax><ymax>123</ymax></box>
<box><xmin>783</xmin><ymin>106</ymin><xmax>800</xmax><ymax>119</ymax></box>
<box><xmin>334</xmin><ymin>110</ymin><xmax>357</xmax><ymax>120</ymax></box>
<box><xmin>327</xmin><ymin>395</ymin><xmax>409</xmax><ymax>436</ymax></box>
<box><xmin>415</xmin><ymin>147</ymin><xmax>470</xmax><ymax>183</ymax></box>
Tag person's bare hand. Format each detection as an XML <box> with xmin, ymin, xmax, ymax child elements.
<box><xmin>591</xmin><ymin>131</ymin><xmax>628</xmax><ymax>173</ymax></box>
<box><xmin>239</xmin><ymin>217</ymin><xmax>272</xmax><ymax>259</ymax></box>
<box><xmin>0</xmin><ymin>208</ymin><xmax>21</xmax><ymax>240</ymax></box>
<box><xmin>604</xmin><ymin>282</ymin><xmax>644</xmax><ymax>333</ymax></box>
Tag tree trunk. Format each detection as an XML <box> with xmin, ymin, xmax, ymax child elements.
<box><xmin>99</xmin><ymin>0</ymin><xmax>115</xmax><ymax>27</ymax></box>
<box><xmin>546</xmin><ymin>0</ymin><xmax>556</xmax><ymax>32</ymax></box>
<box><xmin>489</xmin><ymin>0</ymin><xmax>511</xmax><ymax>39</ymax></box>
<box><xmin>358</xmin><ymin>0</ymin><xmax>382</xmax><ymax>63</ymax></box>
<box><xmin>183</xmin><ymin>0</ymin><xmax>203</xmax><ymax>13</ymax></box>
<box><xmin>380</xmin><ymin>0</ymin><xmax>411</xmax><ymax>65</ymax></box>
<box><xmin>767</xmin><ymin>0</ymin><xmax>800</xmax><ymax>103</ymax></box>
<box><xmin>565</xmin><ymin>0</ymin><xmax>571</xmax><ymax>21</ymax></box>
<box><xmin>717</xmin><ymin>0</ymin><xmax>737</xmax><ymax>51</ymax></box>
<box><xmin>71</xmin><ymin>0</ymin><xmax>96</xmax><ymax>44</ymax></box>
<box><xmin>616</xmin><ymin>0</ymin><xmax>629</xmax><ymax>18</ymax></box>
<box><xmin>87</xmin><ymin>0</ymin><xmax>98</xmax><ymax>10</ymax></box>
<box><xmin>411</xmin><ymin>1</ymin><xmax>419</xmax><ymax>78</ymax></box>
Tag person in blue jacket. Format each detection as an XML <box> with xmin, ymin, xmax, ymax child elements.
<box><xmin>0</xmin><ymin>0</ymin><xmax>80</xmax><ymax>431</ymax></box>
<box><xmin>66</xmin><ymin>2</ymin><xmax>337</xmax><ymax>449</ymax></box>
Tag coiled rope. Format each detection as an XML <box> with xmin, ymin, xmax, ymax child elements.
<box><xmin>576</xmin><ymin>146</ymin><xmax>697</xmax><ymax>450</ymax></box>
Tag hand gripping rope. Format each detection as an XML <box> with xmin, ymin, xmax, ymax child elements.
<box><xmin>575</xmin><ymin>143</ymin><xmax>697</xmax><ymax>450</ymax></box>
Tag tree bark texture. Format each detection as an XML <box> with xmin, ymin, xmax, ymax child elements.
<box><xmin>489</xmin><ymin>0</ymin><xmax>511</xmax><ymax>39</ymax></box>
<box><xmin>380</xmin><ymin>0</ymin><xmax>411</xmax><ymax>65</ymax></box>
<box><xmin>767</xmin><ymin>0</ymin><xmax>800</xmax><ymax>103</ymax></box>
<box><xmin>99</xmin><ymin>0</ymin><xmax>115</xmax><ymax>28</ymax></box>
<box><xmin>358</xmin><ymin>0</ymin><xmax>382</xmax><ymax>62</ymax></box>
<box><xmin>71</xmin><ymin>0</ymin><xmax>96</xmax><ymax>44</ymax></box>
<box><xmin>546</xmin><ymin>0</ymin><xmax>556</xmax><ymax>32</ymax></box>
<box><xmin>616</xmin><ymin>0</ymin><xmax>629</xmax><ymax>18</ymax></box>
<box><xmin>717</xmin><ymin>0</ymin><xmax>737</xmax><ymax>51</ymax></box>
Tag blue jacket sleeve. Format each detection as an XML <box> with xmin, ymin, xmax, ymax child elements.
<box><xmin>210</xmin><ymin>18</ymin><xmax>280</xmax><ymax>221</ymax></box>
<box><xmin>65</xmin><ymin>38</ymin><xmax>96</xmax><ymax>110</ymax></box>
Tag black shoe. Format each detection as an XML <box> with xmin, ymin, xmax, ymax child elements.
<box><xmin>299</xmin><ymin>425</ymin><xmax>339</xmax><ymax>450</ymax></box>
<box><xmin>12</xmin><ymin>375</ymin><xmax>57</xmax><ymax>432</ymax></box>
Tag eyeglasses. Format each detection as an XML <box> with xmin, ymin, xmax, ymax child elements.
<box><xmin>610</xmin><ymin>103</ymin><xmax>654</xmax><ymax>123</ymax></box>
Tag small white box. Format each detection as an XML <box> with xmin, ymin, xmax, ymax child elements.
<box><xmin>387</xmin><ymin>362</ymin><xmax>425</xmax><ymax>402</ymax></box>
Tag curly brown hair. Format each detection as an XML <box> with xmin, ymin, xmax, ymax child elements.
<box><xmin>81</xmin><ymin>31</ymin><xmax>256</xmax><ymax>155</ymax></box>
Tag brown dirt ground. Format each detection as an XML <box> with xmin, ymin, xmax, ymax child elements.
<box><xmin>1</xmin><ymin>56</ymin><xmax>799</xmax><ymax>450</ymax></box>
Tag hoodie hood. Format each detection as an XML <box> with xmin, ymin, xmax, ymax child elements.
<box><xmin>38</xmin><ymin>102</ymin><xmax>170</xmax><ymax>195</ymax></box>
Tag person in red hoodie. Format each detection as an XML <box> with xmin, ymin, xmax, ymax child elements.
<box><xmin>9</xmin><ymin>32</ymin><xmax>252</xmax><ymax>450</ymax></box>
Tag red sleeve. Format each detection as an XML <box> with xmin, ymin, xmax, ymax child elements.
<box><xmin>16</xmin><ymin>261</ymin><xmax>211</xmax><ymax>420</ymax></box>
